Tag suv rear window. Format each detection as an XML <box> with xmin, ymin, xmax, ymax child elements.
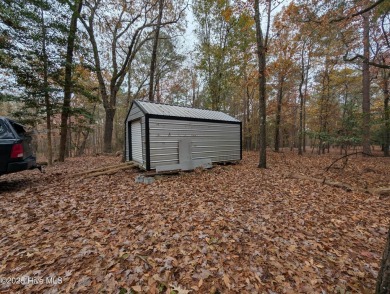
<box><xmin>8</xmin><ymin>120</ymin><xmax>26</xmax><ymax>135</ymax></box>
<box><xmin>0</xmin><ymin>120</ymin><xmax>14</xmax><ymax>139</ymax></box>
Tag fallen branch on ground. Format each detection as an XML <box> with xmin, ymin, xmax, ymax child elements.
<box><xmin>69</xmin><ymin>162</ymin><xmax>133</xmax><ymax>178</ymax></box>
<box><xmin>82</xmin><ymin>163</ymin><xmax>135</xmax><ymax>179</ymax></box>
<box><xmin>286</xmin><ymin>173</ymin><xmax>390</xmax><ymax>199</ymax></box>
<box><xmin>287</xmin><ymin>173</ymin><xmax>353</xmax><ymax>192</ymax></box>
<box><xmin>325</xmin><ymin>151</ymin><xmax>373</xmax><ymax>172</ymax></box>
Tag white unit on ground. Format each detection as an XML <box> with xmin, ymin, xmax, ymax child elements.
<box><xmin>125</xmin><ymin>100</ymin><xmax>242</xmax><ymax>171</ymax></box>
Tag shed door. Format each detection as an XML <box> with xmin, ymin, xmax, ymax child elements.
<box><xmin>131</xmin><ymin>120</ymin><xmax>143</xmax><ymax>164</ymax></box>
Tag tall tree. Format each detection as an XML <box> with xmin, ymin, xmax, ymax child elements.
<box><xmin>270</xmin><ymin>6</ymin><xmax>300</xmax><ymax>152</ymax></box>
<box><xmin>148</xmin><ymin>0</ymin><xmax>164</xmax><ymax>102</ymax></box>
<box><xmin>40</xmin><ymin>7</ymin><xmax>53</xmax><ymax>165</ymax></box>
<box><xmin>382</xmin><ymin>69</ymin><xmax>390</xmax><ymax>156</ymax></box>
<box><xmin>371</xmin><ymin>7</ymin><xmax>390</xmax><ymax>156</ymax></box>
<box><xmin>128</xmin><ymin>30</ymin><xmax>185</xmax><ymax>103</ymax></box>
<box><xmin>298</xmin><ymin>40</ymin><xmax>307</xmax><ymax>156</ymax></box>
<box><xmin>193</xmin><ymin>0</ymin><xmax>234</xmax><ymax>111</ymax></box>
<box><xmin>0</xmin><ymin>0</ymin><xmax>70</xmax><ymax>162</ymax></box>
<box><xmin>361</xmin><ymin>12</ymin><xmax>371</xmax><ymax>155</ymax></box>
<box><xmin>59</xmin><ymin>0</ymin><xmax>83</xmax><ymax>162</ymax></box>
<box><xmin>254</xmin><ymin>0</ymin><xmax>271</xmax><ymax>168</ymax></box>
<box><xmin>80</xmin><ymin>0</ymin><xmax>184</xmax><ymax>153</ymax></box>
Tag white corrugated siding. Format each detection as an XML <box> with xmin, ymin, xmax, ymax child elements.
<box><xmin>131</xmin><ymin>120</ymin><xmax>143</xmax><ymax>164</ymax></box>
<box><xmin>149</xmin><ymin>118</ymin><xmax>240</xmax><ymax>169</ymax></box>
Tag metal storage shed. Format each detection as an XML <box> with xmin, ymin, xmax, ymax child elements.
<box><xmin>125</xmin><ymin>100</ymin><xmax>242</xmax><ymax>171</ymax></box>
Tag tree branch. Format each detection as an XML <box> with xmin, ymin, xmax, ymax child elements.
<box><xmin>264</xmin><ymin>0</ymin><xmax>272</xmax><ymax>48</ymax></box>
<box><xmin>299</xmin><ymin>0</ymin><xmax>386</xmax><ymax>24</ymax></box>
<box><xmin>325</xmin><ymin>151</ymin><xmax>373</xmax><ymax>172</ymax></box>
<box><xmin>113</xmin><ymin>5</ymin><xmax>186</xmax><ymax>85</ymax></box>
<box><xmin>343</xmin><ymin>53</ymin><xmax>390</xmax><ymax>69</ymax></box>
<box><xmin>381</xmin><ymin>15</ymin><xmax>390</xmax><ymax>48</ymax></box>
<box><xmin>329</xmin><ymin>0</ymin><xmax>386</xmax><ymax>23</ymax></box>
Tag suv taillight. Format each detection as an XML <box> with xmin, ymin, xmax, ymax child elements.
<box><xmin>11</xmin><ymin>143</ymin><xmax>24</xmax><ymax>159</ymax></box>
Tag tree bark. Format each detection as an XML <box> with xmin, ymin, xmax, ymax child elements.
<box><xmin>303</xmin><ymin>59</ymin><xmax>309</xmax><ymax>153</ymax></box>
<box><xmin>362</xmin><ymin>12</ymin><xmax>371</xmax><ymax>155</ymax></box>
<box><xmin>245</xmin><ymin>83</ymin><xmax>252</xmax><ymax>151</ymax></box>
<box><xmin>383</xmin><ymin>70</ymin><xmax>389</xmax><ymax>157</ymax></box>
<box><xmin>126</xmin><ymin>65</ymin><xmax>132</xmax><ymax>109</ymax></box>
<box><xmin>274</xmin><ymin>75</ymin><xmax>284</xmax><ymax>152</ymax></box>
<box><xmin>318</xmin><ymin>57</ymin><xmax>330</xmax><ymax>155</ymax></box>
<box><xmin>41</xmin><ymin>9</ymin><xmax>53</xmax><ymax>165</ymax></box>
<box><xmin>59</xmin><ymin>0</ymin><xmax>83</xmax><ymax>162</ymax></box>
<box><xmin>298</xmin><ymin>42</ymin><xmax>306</xmax><ymax>156</ymax></box>
<box><xmin>376</xmin><ymin>226</ymin><xmax>390</xmax><ymax>293</ymax></box>
<box><xmin>148</xmin><ymin>0</ymin><xmax>164</xmax><ymax>102</ymax></box>
<box><xmin>254</xmin><ymin>0</ymin><xmax>270</xmax><ymax>168</ymax></box>
<box><xmin>103</xmin><ymin>108</ymin><xmax>116</xmax><ymax>153</ymax></box>
<box><xmin>191</xmin><ymin>69</ymin><xmax>197</xmax><ymax>107</ymax></box>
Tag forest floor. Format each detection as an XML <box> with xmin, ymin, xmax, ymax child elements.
<box><xmin>0</xmin><ymin>150</ymin><xmax>389</xmax><ymax>294</ymax></box>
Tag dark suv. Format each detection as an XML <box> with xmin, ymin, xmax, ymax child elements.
<box><xmin>0</xmin><ymin>117</ymin><xmax>39</xmax><ymax>175</ymax></box>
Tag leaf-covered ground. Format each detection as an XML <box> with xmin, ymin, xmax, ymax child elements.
<box><xmin>0</xmin><ymin>151</ymin><xmax>389</xmax><ymax>293</ymax></box>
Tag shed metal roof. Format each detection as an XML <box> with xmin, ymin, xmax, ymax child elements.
<box><xmin>134</xmin><ymin>100</ymin><xmax>240</xmax><ymax>122</ymax></box>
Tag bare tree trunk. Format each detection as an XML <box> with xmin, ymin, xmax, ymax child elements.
<box><xmin>318</xmin><ymin>57</ymin><xmax>330</xmax><ymax>155</ymax></box>
<box><xmin>41</xmin><ymin>9</ymin><xmax>53</xmax><ymax>165</ymax></box>
<box><xmin>79</xmin><ymin>104</ymin><xmax>95</xmax><ymax>156</ymax></box>
<box><xmin>254</xmin><ymin>0</ymin><xmax>270</xmax><ymax>168</ymax></box>
<box><xmin>191</xmin><ymin>69</ymin><xmax>197</xmax><ymax>107</ymax></box>
<box><xmin>67</xmin><ymin>116</ymin><xmax>71</xmax><ymax>157</ymax></box>
<box><xmin>155</xmin><ymin>72</ymin><xmax>161</xmax><ymax>103</ymax></box>
<box><xmin>274</xmin><ymin>75</ymin><xmax>284</xmax><ymax>152</ymax></box>
<box><xmin>59</xmin><ymin>0</ymin><xmax>83</xmax><ymax>162</ymax></box>
<box><xmin>362</xmin><ymin>12</ymin><xmax>371</xmax><ymax>155</ymax></box>
<box><xmin>383</xmin><ymin>70</ymin><xmax>389</xmax><ymax>157</ymax></box>
<box><xmin>303</xmin><ymin>56</ymin><xmax>310</xmax><ymax>153</ymax></box>
<box><xmin>103</xmin><ymin>107</ymin><xmax>116</xmax><ymax>153</ymax></box>
<box><xmin>291</xmin><ymin>103</ymin><xmax>298</xmax><ymax>152</ymax></box>
<box><xmin>298</xmin><ymin>41</ymin><xmax>306</xmax><ymax>156</ymax></box>
<box><xmin>148</xmin><ymin>0</ymin><xmax>164</xmax><ymax>102</ymax></box>
<box><xmin>376</xmin><ymin>226</ymin><xmax>390</xmax><ymax>293</ymax></box>
<box><xmin>123</xmin><ymin>74</ymin><xmax>132</xmax><ymax>163</ymax></box>
<box><xmin>245</xmin><ymin>84</ymin><xmax>252</xmax><ymax>151</ymax></box>
<box><xmin>191</xmin><ymin>70</ymin><xmax>196</xmax><ymax>107</ymax></box>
